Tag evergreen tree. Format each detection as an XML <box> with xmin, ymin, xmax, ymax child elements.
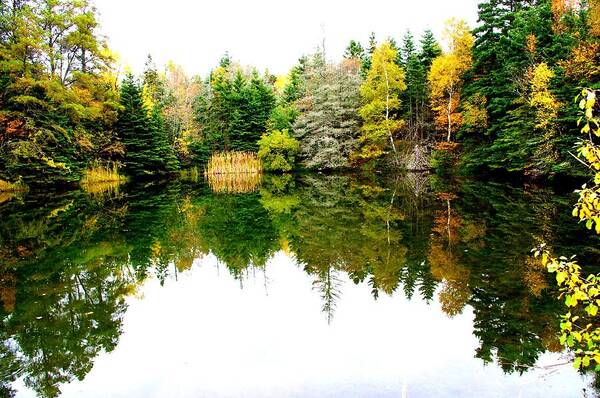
<box><xmin>419</xmin><ymin>29</ymin><xmax>442</xmax><ymax>68</ymax></box>
<box><xmin>416</xmin><ymin>29</ymin><xmax>443</xmax><ymax>139</ymax></box>
<box><xmin>293</xmin><ymin>57</ymin><xmax>363</xmax><ymax>169</ymax></box>
<box><xmin>344</xmin><ymin>40</ymin><xmax>365</xmax><ymax>60</ymax></box>
<box><xmin>361</xmin><ymin>32</ymin><xmax>377</xmax><ymax>76</ymax></box>
<box><xmin>117</xmin><ymin>74</ymin><xmax>178</xmax><ymax>176</ymax></box>
<box><xmin>219</xmin><ymin>52</ymin><xmax>231</xmax><ymax>68</ymax></box>
<box><xmin>399</xmin><ymin>30</ymin><xmax>424</xmax><ymax>139</ymax></box>
<box><xmin>283</xmin><ymin>57</ymin><xmax>307</xmax><ymax>104</ymax></box>
<box><xmin>194</xmin><ymin>63</ymin><xmax>275</xmax><ymax>154</ymax></box>
<box><xmin>142</xmin><ymin>55</ymin><xmax>167</xmax><ymax>110</ymax></box>
<box><xmin>460</xmin><ymin>0</ymin><xmax>595</xmax><ymax>178</ymax></box>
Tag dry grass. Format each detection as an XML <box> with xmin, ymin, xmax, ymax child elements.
<box><xmin>205</xmin><ymin>152</ymin><xmax>263</xmax><ymax>176</ymax></box>
<box><xmin>0</xmin><ymin>179</ymin><xmax>27</xmax><ymax>204</ymax></box>
<box><xmin>0</xmin><ymin>179</ymin><xmax>26</xmax><ymax>192</ymax></box>
<box><xmin>80</xmin><ymin>163</ymin><xmax>126</xmax><ymax>198</ymax></box>
<box><xmin>81</xmin><ymin>163</ymin><xmax>125</xmax><ymax>185</ymax></box>
<box><xmin>0</xmin><ymin>179</ymin><xmax>27</xmax><ymax>205</ymax></box>
<box><xmin>204</xmin><ymin>152</ymin><xmax>263</xmax><ymax>194</ymax></box>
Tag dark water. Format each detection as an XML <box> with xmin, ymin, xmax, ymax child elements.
<box><xmin>0</xmin><ymin>173</ymin><xmax>598</xmax><ymax>397</ymax></box>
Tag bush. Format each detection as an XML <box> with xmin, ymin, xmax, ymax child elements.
<box><xmin>430</xmin><ymin>141</ymin><xmax>461</xmax><ymax>174</ymax></box>
<box><xmin>268</xmin><ymin>105</ymin><xmax>298</xmax><ymax>131</ymax></box>
<box><xmin>257</xmin><ymin>129</ymin><xmax>300</xmax><ymax>172</ymax></box>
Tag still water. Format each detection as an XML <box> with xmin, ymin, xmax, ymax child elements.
<box><xmin>0</xmin><ymin>173</ymin><xmax>598</xmax><ymax>397</ymax></box>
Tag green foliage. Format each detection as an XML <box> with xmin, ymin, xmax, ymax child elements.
<box><xmin>194</xmin><ymin>65</ymin><xmax>275</xmax><ymax>154</ymax></box>
<box><xmin>355</xmin><ymin>41</ymin><xmax>407</xmax><ymax>164</ymax></box>
<box><xmin>361</xmin><ymin>32</ymin><xmax>377</xmax><ymax>77</ymax></box>
<box><xmin>344</xmin><ymin>40</ymin><xmax>365</xmax><ymax>60</ymax></box>
<box><xmin>535</xmin><ymin>89</ymin><xmax>600</xmax><ymax>371</ymax></box>
<box><xmin>398</xmin><ymin>29</ymin><xmax>442</xmax><ymax>140</ymax></box>
<box><xmin>117</xmin><ymin>74</ymin><xmax>179</xmax><ymax>177</ymax></box>
<box><xmin>0</xmin><ymin>0</ymin><xmax>120</xmax><ymax>186</ymax></box>
<box><xmin>268</xmin><ymin>104</ymin><xmax>298</xmax><ymax>131</ymax></box>
<box><xmin>461</xmin><ymin>0</ymin><xmax>598</xmax><ymax>178</ymax></box>
<box><xmin>282</xmin><ymin>59</ymin><xmax>306</xmax><ymax>104</ymax></box>
<box><xmin>292</xmin><ymin>55</ymin><xmax>363</xmax><ymax>169</ymax></box>
<box><xmin>257</xmin><ymin>129</ymin><xmax>300</xmax><ymax>172</ymax></box>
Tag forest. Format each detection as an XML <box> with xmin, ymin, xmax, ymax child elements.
<box><xmin>0</xmin><ymin>0</ymin><xmax>598</xmax><ymax>190</ymax></box>
<box><xmin>1</xmin><ymin>0</ymin><xmax>600</xmax><ymax>394</ymax></box>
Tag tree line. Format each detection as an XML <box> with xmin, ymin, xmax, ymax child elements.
<box><xmin>0</xmin><ymin>0</ymin><xmax>598</xmax><ymax>188</ymax></box>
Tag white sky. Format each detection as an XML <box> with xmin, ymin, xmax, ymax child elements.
<box><xmin>94</xmin><ymin>0</ymin><xmax>481</xmax><ymax>78</ymax></box>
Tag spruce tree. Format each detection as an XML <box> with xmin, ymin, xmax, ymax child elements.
<box><xmin>418</xmin><ymin>29</ymin><xmax>441</xmax><ymax>68</ymax></box>
<box><xmin>460</xmin><ymin>0</ymin><xmax>585</xmax><ymax>177</ymax></box>
<box><xmin>414</xmin><ymin>30</ymin><xmax>442</xmax><ymax>138</ymax></box>
<box><xmin>293</xmin><ymin>56</ymin><xmax>362</xmax><ymax>169</ymax></box>
<box><xmin>361</xmin><ymin>32</ymin><xmax>377</xmax><ymax>76</ymax></box>
<box><xmin>344</xmin><ymin>40</ymin><xmax>365</xmax><ymax>60</ymax></box>
<box><xmin>399</xmin><ymin>30</ymin><xmax>422</xmax><ymax>138</ymax></box>
<box><xmin>117</xmin><ymin>74</ymin><xmax>179</xmax><ymax>176</ymax></box>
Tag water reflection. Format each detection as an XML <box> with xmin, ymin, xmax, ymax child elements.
<box><xmin>0</xmin><ymin>173</ymin><xmax>597</xmax><ymax>397</ymax></box>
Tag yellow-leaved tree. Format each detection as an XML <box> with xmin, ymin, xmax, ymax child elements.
<box><xmin>355</xmin><ymin>41</ymin><xmax>406</xmax><ymax>165</ymax></box>
<box><xmin>529</xmin><ymin>62</ymin><xmax>560</xmax><ymax>130</ymax></box>
<box><xmin>534</xmin><ymin>88</ymin><xmax>600</xmax><ymax>370</ymax></box>
<box><xmin>428</xmin><ymin>18</ymin><xmax>474</xmax><ymax>142</ymax></box>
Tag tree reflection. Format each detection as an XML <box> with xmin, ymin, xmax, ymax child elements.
<box><xmin>0</xmin><ymin>174</ymin><xmax>598</xmax><ymax>396</ymax></box>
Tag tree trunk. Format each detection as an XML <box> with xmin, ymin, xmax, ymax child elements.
<box><xmin>446</xmin><ymin>91</ymin><xmax>453</xmax><ymax>142</ymax></box>
<box><xmin>383</xmin><ymin>63</ymin><xmax>399</xmax><ymax>165</ymax></box>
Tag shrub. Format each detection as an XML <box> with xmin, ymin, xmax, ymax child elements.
<box><xmin>430</xmin><ymin>141</ymin><xmax>461</xmax><ymax>174</ymax></box>
<box><xmin>257</xmin><ymin>129</ymin><xmax>300</xmax><ymax>172</ymax></box>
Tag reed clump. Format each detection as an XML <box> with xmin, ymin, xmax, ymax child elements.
<box><xmin>204</xmin><ymin>152</ymin><xmax>263</xmax><ymax>194</ymax></box>
<box><xmin>205</xmin><ymin>152</ymin><xmax>263</xmax><ymax>176</ymax></box>
<box><xmin>0</xmin><ymin>178</ymin><xmax>27</xmax><ymax>193</ymax></box>
<box><xmin>80</xmin><ymin>163</ymin><xmax>126</xmax><ymax>197</ymax></box>
<box><xmin>81</xmin><ymin>163</ymin><xmax>126</xmax><ymax>185</ymax></box>
<box><xmin>0</xmin><ymin>179</ymin><xmax>27</xmax><ymax>204</ymax></box>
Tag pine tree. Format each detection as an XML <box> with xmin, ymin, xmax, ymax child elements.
<box><xmin>416</xmin><ymin>29</ymin><xmax>443</xmax><ymax>138</ymax></box>
<box><xmin>460</xmin><ymin>0</ymin><xmax>591</xmax><ymax>177</ymax></box>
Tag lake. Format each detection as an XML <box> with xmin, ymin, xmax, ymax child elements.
<box><xmin>0</xmin><ymin>173</ymin><xmax>598</xmax><ymax>397</ymax></box>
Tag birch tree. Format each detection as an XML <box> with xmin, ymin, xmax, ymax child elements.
<box><xmin>355</xmin><ymin>41</ymin><xmax>406</xmax><ymax>164</ymax></box>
